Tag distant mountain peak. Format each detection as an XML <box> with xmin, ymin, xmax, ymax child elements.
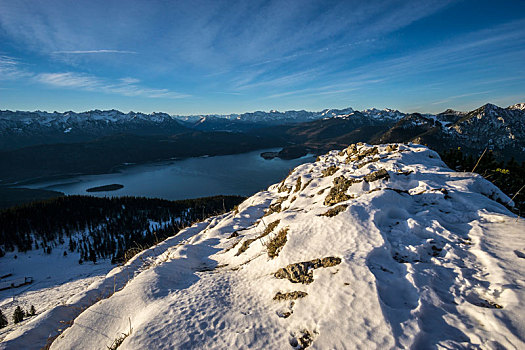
<box><xmin>438</xmin><ymin>108</ymin><xmax>465</xmax><ymax>116</ymax></box>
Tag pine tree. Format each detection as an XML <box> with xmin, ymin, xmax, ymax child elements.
<box><xmin>0</xmin><ymin>309</ymin><xmax>8</xmax><ymax>328</ymax></box>
<box><xmin>13</xmin><ymin>306</ymin><xmax>24</xmax><ymax>324</ymax></box>
<box><xmin>29</xmin><ymin>305</ymin><xmax>36</xmax><ymax>316</ymax></box>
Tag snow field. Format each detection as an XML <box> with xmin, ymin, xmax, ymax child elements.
<box><xmin>3</xmin><ymin>143</ymin><xmax>524</xmax><ymax>349</ymax></box>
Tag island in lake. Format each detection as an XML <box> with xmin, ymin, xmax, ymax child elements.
<box><xmin>86</xmin><ymin>184</ymin><xmax>124</xmax><ymax>192</ymax></box>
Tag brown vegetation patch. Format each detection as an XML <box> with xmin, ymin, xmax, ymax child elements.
<box><xmin>235</xmin><ymin>220</ymin><xmax>281</xmax><ymax>256</ymax></box>
<box><xmin>302</xmin><ymin>179</ymin><xmax>314</xmax><ymax>190</ymax></box>
<box><xmin>258</xmin><ymin>219</ymin><xmax>280</xmax><ymax>239</ymax></box>
<box><xmin>235</xmin><ymin>238</ymin><xmax>257</xmax><ymax>256</ymax></box>
<box><xmin>266</xmin><ymin>227</ymin><xmax>289</xmax><ymax>258</ymax></box>
<box><xmin>294</xmin><ymin>177</ymin><xmax>302</xmax><ymax>193</ymax></box>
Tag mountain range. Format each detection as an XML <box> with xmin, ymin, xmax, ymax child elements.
<box><xmin>0</xmin><ymin>103</ymin><xmax>523</xmax><ymax>184</ymax></box>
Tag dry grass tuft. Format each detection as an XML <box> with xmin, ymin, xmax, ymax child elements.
<box><xmin>266</xmin><ymin>227</ymin><xmax>289</xmax><ymax>258</ymax></box>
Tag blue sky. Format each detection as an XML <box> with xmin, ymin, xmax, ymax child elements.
<box><xmin>0</xmin><ymin>0</ymin><xmax>524</xmax><ymax>115</ymax></box>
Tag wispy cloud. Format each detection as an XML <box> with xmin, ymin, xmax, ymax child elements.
<box><xmin>1</xmin><ymin>1</ymin><xmax>523</xmax><ymax>113</ymax></box>
<box><xmin>0</xmin><ymin>55</ymin><xmax>31</xmax><ymax>80</ymax></box>
<box><xmin>35</xmin><ymin>72</ymin><xmax>189</xmax><ymax>99</ymax></box>
<box><xmin>0</xmin><ymin>0</ymin><xmax>455</xmax><ymax>70</ymax></box>
<box><xmin>271</xmin><ymin>19</ymin><xmax>525</xmax><ymax>99</ymax></box>
<box><xmin>431</xmin><ymin>91</ymin><xmax>493</xmax><ymax>105</ymax></box>
<box><xmin>1</xmin><ymin>54</ymin><xmax>189</xmax><ymax>99</ymax></box>
<box><xmin>52</xmin><ymin>50</ymin><xmax>137</xmax><ymax>54</ymax></box>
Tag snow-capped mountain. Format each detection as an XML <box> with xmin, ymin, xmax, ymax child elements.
<box><xmin>176</xmin><ymin>107</ymin><xmax>406</xmax><ymax>131</ymax></box>
<box><xmin>374</xmin><ymin>103</ymin><xmax>525</xmax><ymax>160</ymax></box>
<box><xmin>175</xmin><ymin>109</ymin><xmax>336</xmax><ymax>131</ymax></box>
<box><xmin>3</xmin><ymin>144</ymin><xmax>524</xmax><ymax>349</ymax></box>
<box><xmin>0</xmin><ymin>110</ymin><xmax>187</xmax><ymax>149</ymax></box>
<box><xmin>1</xmin><ymin>102</ymin><xmax>524</xmax><ymax>163</ymax></box>
<box><xmin>449</xmin><ymin>103</ymin><xmax>525</xmax><ymax>149</ymax></box>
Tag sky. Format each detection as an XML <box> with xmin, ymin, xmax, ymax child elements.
<box><xmin>0</xmin><ymin>0</ymin><xmax>524</xmax><ymax>115</ymax></box>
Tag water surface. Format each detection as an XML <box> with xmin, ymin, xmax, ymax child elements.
<box><xmin>24</xmin><ymin>149</ymin><xmax>315</xmax><ymax>199</ymax></box>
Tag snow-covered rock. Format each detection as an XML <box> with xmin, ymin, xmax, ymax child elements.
<box><xmin>507</xmin><ymin>103</ymin><xmax>525</xmax><ymax>111</ymax></box>
<box><xmin>2</xmin><ymin>143</ymin><xmax>525</xmax><ymax>349</ymax></box>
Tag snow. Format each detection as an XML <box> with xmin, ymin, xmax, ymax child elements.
<box><xmin>508</xmin><ymin>103</ymin><xmax>525</xmax><ymax>111</ymax></box>
<box><xmin>0</xmin><ymin>245</ymin><xmax>113</xmax><ymax>343</ymax></box>
<box><xmin>2</xmin><ymin>143</ymin><xmax>525</xmax><ymax>349</ymax></box>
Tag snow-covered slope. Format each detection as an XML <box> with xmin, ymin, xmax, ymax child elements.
<box><xmin>3</xmin><ymin>144</ymin><xmax>525</xmax><ymax>349</ymax></box>
<box><xmin>0</xmin><ymin>247</ymin><xmax>112</xmax><ymax>343</ymax></box>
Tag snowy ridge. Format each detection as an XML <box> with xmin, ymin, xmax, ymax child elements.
<box><xmin>3</xmin><ymin>144</ymin><xmax>525</xmax><ymax>349</ymax></box>
<box><xmin>508</xmin><ymin>103</ymin><xmax>525</xmax><ymax>111</ymax></box>
<box><xmin>0</xmin><ymin>109</ymin><xmax>174</xmax><ymax>127</ymax></box>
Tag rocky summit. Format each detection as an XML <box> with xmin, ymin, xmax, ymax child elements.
<box><xmin>3</xmin><ymin>144</ymin><xmax>525</xmax><ymax>349</ymax></box>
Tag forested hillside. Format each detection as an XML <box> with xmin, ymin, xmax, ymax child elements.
<box><xmin>0</xmin><ymin>195</ymin><xmax>244</xmax><ymax>263</ymax></box>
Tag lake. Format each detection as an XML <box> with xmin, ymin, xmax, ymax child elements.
<box><xmin>22</xmin><ymin>149</ymin><xmax>316</xmax><ymax>200</ymax></box>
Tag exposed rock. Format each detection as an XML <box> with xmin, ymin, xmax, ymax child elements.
<box><xmin>320</xmin><ymin>204</ymin><xmax>348</xmax><ymax>217</ymax></box>
<box><xmin>475</xmin><ymin>300</ymin><xmax>504</xmax><ymax>309</ymax></box>
<box><xmin>322</xmin><ymin>166</ymin><xmax>339</xmax><ymax>177</ymax></box>
<box><xmin>345</xmin><ymin>144</ymin><xmax>358</xmax><ymax>155</ymax></box>
<box><xmin>277</xmin><ymin>310</ymin><xmax>292</xmax><ymax>318</ymax></box>
<box><xmin>348</xmin><ymin>146</ymin><xmax>379</xmax><ymax>162</ymax></box>
<box><xmin>356</xmin><ymin>157</ymin><xmax>380</xmax><ymax>169</ymax></box>
<box><xmin>290</xmin><ymin>330</ymin><xmax>315</xmax><ymax>349</ymax></box>
<box><xmin>338</xmin><ymin>144</ymin><xmax>358</xmax><ymax>156</ymax></box>
<box><xmin>385</xmin><ymin>144</ymin><xmax>398</xmax><ymax>152</ymax></box>
<box><xmin>273</xmin><ymin>291</ymin><xmax>308</xmax><ymax>301</ymax></box>
<box><xmin>324</xmin><ymin>176</ymin><xmax>360</xmax><ymax>206</ymax></box>
<box><xmin>274</xmin><ymin>257</ymin><xmax>342</xmax><ymax>284</ymax></box>
<box><xmin>363</xmin><ymin>169</ymin><xmax>389</xmax><ymax>182</ymax></box>
<box><xmin>264</xmin><ymin>197</ymin><xmax>287</xmax><ymax>216</ymax></box>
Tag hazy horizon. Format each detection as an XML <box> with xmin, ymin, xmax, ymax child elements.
<box><xmin>1</xmin><ymin>100</ymin><xmax>524</xmax><ymax>117</ymax></box>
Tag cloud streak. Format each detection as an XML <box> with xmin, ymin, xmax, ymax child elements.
<box><xmin>0</xmin><ymin>55</ymin><xmax>31</xmax><ymax>80</ymax></box>
<box><xmin>1</xmin><ymin>55</ymin><xmax>188</xmax><ymax>99</ymax></box>
<box><xmin>0</xmin><ymin>1</ymin><xmax>523</xmax><ymax>113</ymax></box>
<box><xmin>35</xmin><ymin>72</ymin><xmax>189</xmax><ymax>99</ymax></box>
<box><xmin>52</xmin><ymin>50</ymin><xmax>137</xmax><ymax>54</ymax></box>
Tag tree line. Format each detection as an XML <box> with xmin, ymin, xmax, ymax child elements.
<box><xmin>0</xmin><ymin>195</ymin><xmax>244</xmax><ymax>263</ymax></box>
